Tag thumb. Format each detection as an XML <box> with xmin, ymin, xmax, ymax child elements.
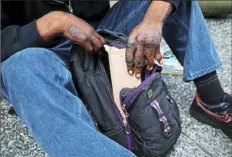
<box><xmin>154</xmin><ymin>47</ymin><xmax>163</xmax><ymax>65</ymax></box>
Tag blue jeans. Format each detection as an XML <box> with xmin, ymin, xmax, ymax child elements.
<box><xmin>1</xmin><ymin>1</ymin><xmax>221</xmax><ymax>157</ymax></box>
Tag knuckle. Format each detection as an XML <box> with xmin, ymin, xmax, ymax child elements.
<box><xmin>144</xmin><ymin>38</ymin><xmax>155</xmax><ymax>47</ymax></box>
<box><xmin>88</xmin><ymin>28</ymin><xmax>95</xmax><ymax>36</ymax></box>
<box><xmin>134</xmin><ymin>59</ymin><xmax>145</xmax><ymax>68</ymax></box>
<box><xmin>137</xmin><ymin>36</ymin><xmax>144</xmax><ymax>43</ymax></box>
<box><xmin>127</xmin><ymin>40</ymin><xmax>136</xmax><ymax>48</ymax></box>
<box><xmin>86</xmin><ymin>45</ymin><xmax>93</xmax><ymax>51</ymax></box>
<box><xmin>79</xmin><ymin>34</ymin><xmax>89</xmax><ymax>42</ymax></box>
<box><xmin>144</xmin><ymin>38</ymin><xmax>153</xmax><ymax>44</ymax></box>
<box><xmin>135</xmin><ymin>52</ymin><xmax>143</xmax><ymax>59</ymax></box>
<box><xmin>125</xmin><ymin>57</ymin><xmax>133</xmax><ymax>67</ymax></box>
<box><xmin>144</xmin><ymin>48</ymin><xmax>154</xmax><ymax>56</ymax></box>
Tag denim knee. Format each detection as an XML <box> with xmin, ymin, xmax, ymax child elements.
<box><xmin>1</xmin><ymin>48</ymin><xmax>69</xmax><ymax>96</ymax></box>
<box><xmin>3</xmin><ymin>47</ymin><xmax>65</xmax><ymax>69</ymax></box>
<box><xmin>3</xmin><ymin>47</ymin><xmax>65</xmax><ymax>74</ymax></box>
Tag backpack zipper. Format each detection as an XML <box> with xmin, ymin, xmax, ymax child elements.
<box><xmin>123</xmin><ymin>72</ymin><xmax>172</xmax><ymax>138</ymax></box>
<box><xmin>98</xmin><ymin>60</ymin><xmax>133</xmax><ymax>150</ymax></box>
<box><xmin>123</xmin><ymin>66</ymin><xmax>162</xmax><ymax>107</ymax></box>
<box><xmin>123</xmin><ymin>73</ymin><xmax>158</xmax><ymax>107</ymax></box>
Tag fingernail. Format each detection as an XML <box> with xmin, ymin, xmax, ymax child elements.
<box><xmin>147</xmin><ymin>66</ymin><xmax>153</xmax><ymax>71</ymax></box>
<box><xmin>160</xmin><ymin>59</ymin><xmax>164</xmax><ymax>65</ymax></box>
<box><xmin>136</xmin><ymin>73</ymin><xmax>141</xmax><ymax>78</ymax></box>
<box><xmin>129</xmin><ymin>70</ymin><xmax>133</xmax><ymax>75</ymax></box>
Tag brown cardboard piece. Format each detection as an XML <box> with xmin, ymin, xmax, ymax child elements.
<box><xmin>104</xmin><ymin>45</ymin><xmax>141</xmax><ymax>118</ymax></box>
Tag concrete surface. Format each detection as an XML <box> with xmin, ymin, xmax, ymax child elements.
<box><xmin>0</xmin><ymin>18</ymin><xmax>232</xmax><ymax>157</ymax></box>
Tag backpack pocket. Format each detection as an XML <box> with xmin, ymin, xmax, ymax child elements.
<box><xmin>120</xmin><ymin>69</ymin><xmax>181</xmax><ymax>157</ymax></box>
<box><xmin>130</xmin><ymin>90</ymin><xmax>181</xmax><ymax>157</ymax></box>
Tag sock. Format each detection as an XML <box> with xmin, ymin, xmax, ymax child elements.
<box><xmin>194</xmin><ymin>71</ymin><xmax>225</xmax><ymax>105</ymax></box>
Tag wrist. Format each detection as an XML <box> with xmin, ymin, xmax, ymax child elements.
<box><xmin>141</xmin><ymin>20</ymin><xmax>163</xmax><ymax>31</ymax></box>
<box><xmin>143</xmin><ymin>1</ymin><xmax>173</xmax><ymax>25</ymax></box>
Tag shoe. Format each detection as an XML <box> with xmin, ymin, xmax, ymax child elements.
<box><xmin>189</xmin><ymin>93</ymin><xmax>232</xmax><ymax>139</ymax></box>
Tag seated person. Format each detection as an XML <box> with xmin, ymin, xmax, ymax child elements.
<box><xmin>1</xmin><ymin>0</ymin><xmax>231</xmax><ymax>157</ymax></box>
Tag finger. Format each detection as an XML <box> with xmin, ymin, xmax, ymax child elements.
<box><xmin>154</xmin><ymin>46</ymin><xmax>163</xmax><ymax>65</ymax></box>
<box><xmin>76</xmin><ymin>33</ymin><xmax>93</xmax><ymax>52</ymax></box>
<box><xmin>66</xmin><ymin>25</ymin><xmax>94</xmax><ymax>52</ymax></box>
<box><xmin>126</xmin><ymin>39</ymin><xmax>136</xmax><ymax>75</ymax></box>
<box><xmin>91</xmin><ymin>34</ymin><xmax>103</xmax><ymax>52</ymax></box>
<box><xmin>95</xmin><ymin>32</ymin><xmax>105</xmax><ymax>44</ymax></box>
<box><xmin>144</xmin><ymin>40</ymin><xmax>155</xmax><ymax>71</ymax></box>
<box><xmin>134</xmin><ymin>43</ymin><xmax>145</xmax><ymax>79</ymax></box>
<box><xmin>76</xmin><ymin>41</ymin><xmax>93</xmax><ymax>52</ymax></box>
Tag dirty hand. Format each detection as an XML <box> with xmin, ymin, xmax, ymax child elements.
<box><xmin>125</xmin><ymin>1</ymin><xmax>173</xmax><ymax>79</ymax></box>
<box><xmin>126</xmin><ymin>21</ymin><xmax>163</xmax><ymax>78</ymax></box>
<box><xmin>36</xmin><ymin>11</ymin><xmax>104</xmax><ymax>52</ymax></box>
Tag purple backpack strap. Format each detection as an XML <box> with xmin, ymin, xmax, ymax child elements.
<box><xmin>144</xmin><ymin>64</ymin><xmax>162</xmax><ymax>79</ymax></box>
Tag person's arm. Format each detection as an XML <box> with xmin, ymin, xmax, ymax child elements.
<box><xmin>1</xmin><ymin>21</ymin><xmax>49</xmax><ymax>62</ymax></box>
<box><xmin>1</xmin><ymin>2</ymin><xmax>49</xmax><ymax>62</ymax></box>
<box><xmin>142</xmin><ymin>0</ymin><xmax>174</xmax><ymax>25</ymax></box>
<box><xmin>126</xmin><ymin>0</ymin><xmax>174</xmax><ymax>78</ymax></box>
<box><xmin>1</xmin><ymin>9</ymin><xmax>104</xmax><ymax>62</ymax></box>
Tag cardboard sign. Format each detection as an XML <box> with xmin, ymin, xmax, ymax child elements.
<box><xmin>104</xmin><ymin>45</ymin><xmax>141</xmax><ymax>118</ymax></box>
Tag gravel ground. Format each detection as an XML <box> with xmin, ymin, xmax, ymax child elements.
<box><xmin>0</xmin><ymin>18</ymin><xmax>232</xmax><ymax>157</ymax></box>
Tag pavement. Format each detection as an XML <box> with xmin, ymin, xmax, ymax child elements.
<box><xmin>0</xmin><ymin>17</ymin><xmax>232</xmax><ymax>157</ymax></box>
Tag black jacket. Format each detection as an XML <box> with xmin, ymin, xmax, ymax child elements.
<box><xmin>1</xmin><ymin>0</ymin><xmax>180</xmax><ymax>62</ymax></box>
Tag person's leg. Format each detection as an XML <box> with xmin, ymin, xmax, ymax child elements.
<box><xmin>97</xmin><ymin>0</ymin><xmax>231</xmax><ymax>138</ymax></box>
<box><xmin>161</xmin><ymin>1</ymin><xmax>232</xmax><ymax>138</ymax></box>
<box><xmin>99</xmin><ymin>0</ymin><xmax>222</xmax><ymax>82</ymax></box>
<box><xmin>1</xmin><ymin>48</ymin><xmax>135</xmax><ymax>157</ymax></box>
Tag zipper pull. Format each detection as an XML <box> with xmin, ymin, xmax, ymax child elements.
<box><xmin>163</xmin><ymin>126</ymin><xmax>171</xmax><ymax>138</ymax></box>
<box><xmin>123</xmin><ymin>119</ymin><xmax>131</xmax><ymax>134</ymax></box>
<box><xmin>123</xmin><ymin>119</ymin><xmax>127</xmax><ymax>127</ymax></box>
<box><xmin>122</xmin><ymin>104</ymin><xmax>126</xmax><ymax>110</ymax></box>
<box><xmin>122</xmin><ymin>104</ymin><xmax>129</xmax><ymax>118</ymax></box>
<box><xmin>68</xmin><ymin>0</ymin><xmax>73</xmax><ymax>13</ymax></box>
<box><xmin>166</xmin><ymin>95</ymin><xmax>174</xmax><ymax>104</ymax></box>
<box><xmin>125</xmin><ymin>111</ymin><xmax>129</xmax><ymax>118</ymax></box>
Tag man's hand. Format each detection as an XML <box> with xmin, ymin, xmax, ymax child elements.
<box><xmin>36</xmin><ymin>11</ymin><xmax>104</xmax><ymax>52</ymax></box>
<box><xmin>126</xmin><ymin>22</ymin><xmax>163</xmax><ymax>78</ymax></box>
<box><xmin>126</xmin><ymin>1</ymin><xmax>173</xmax><ymax>78</ymax></box>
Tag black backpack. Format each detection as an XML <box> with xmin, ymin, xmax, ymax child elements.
<box><xmin>70</xmin><ymin>31</ymin><xmax>181</xmax><ymax>157</ymax></box>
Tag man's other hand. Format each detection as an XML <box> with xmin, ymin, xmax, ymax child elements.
<box><xmin>36</xmin><ymin>11</ymin><xmax>105</xmax><ymax>52</ymax></box>
<box><xmin>126</xmin><ymin>1</ymin><xmax>173</xmax><ymax>79</ymax></box>
<box><xmin>126</xmin><ymin>22</ymin><xmax>163</xmax><ymax>79</ymax></box>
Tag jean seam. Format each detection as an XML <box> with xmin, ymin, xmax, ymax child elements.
<box><xmin>169</xmin><ymin>13</ymin><xmax>190</xmax><ymax>77</ymax></box>
<box><xmin>184</xmin><ymin>63</ymin><xmax>221</xmax><ymax>81</ymax></box>
<box><xmin>171</xmin><ymin>13</ymin><xmax>189</xmax><ymax>34</ymax></box>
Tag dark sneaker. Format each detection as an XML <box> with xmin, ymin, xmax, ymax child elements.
<box><xmin>189</xmin><ymin>93</ymin><xmax>232</xmax><ymax>139</ymax></box>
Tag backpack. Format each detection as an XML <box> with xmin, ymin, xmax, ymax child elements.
<box><xmin>70</xmin><ymin>31</ymin><xmax>181</xmax><ymax>157</ymax></box>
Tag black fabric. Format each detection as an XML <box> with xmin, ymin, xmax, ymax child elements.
<box><xmin>70</xmin><ymin>31</ymin><xmax>181</xmax><ymax>157</ymax></box>
<box><xmin>194</xmin><ymin>71</ymin><xmax>225</xmax><ymax>105</ymax></box>
<box><xmin>70</xmin><ymin>45</ymin><xmax>129</xmax><ymax>148</ymax></box>
<box><xmin>1</xmin><ymin>0</ymin><xmax>110</xmax><ymax>62</ymax></box>
<box><xmin>1</xmin><ymin>20</ymin><xmax>48</xmax><ymax>61</ymax></box>
<box><xmin>1</xmin><ymin>0</ymin><xmax>181</xmax><ymax>62</ymax></box>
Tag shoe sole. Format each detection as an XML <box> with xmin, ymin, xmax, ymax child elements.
<box><xmin>189</xmin><ymin>104</ymin><xmax>232</xmax><ymax>139</ymax></box>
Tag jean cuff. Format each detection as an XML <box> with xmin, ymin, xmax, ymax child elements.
<box><xmin>183</xmin><ymin>62</ymin><xmax>222</xmax><ymax>82</ymax></box>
